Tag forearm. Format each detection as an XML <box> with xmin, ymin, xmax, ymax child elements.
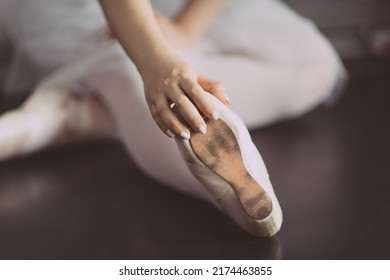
<box><xmin>99</xmin><ymin>0</ymin><xmax>174</xmax><ymax>74</ymax></box>
<box><xmin>99</xmin><ymin>0</ymin><xmax>228</xmax><ymax>139</ymax></box>
<box><xmin>174</xmin><ymin>0</ymin><xmax>226</xmax><ymax>43</ymax></box>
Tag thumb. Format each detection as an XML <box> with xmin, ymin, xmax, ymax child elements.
<box><xmin>198</xmin><ymin>75</ymin><xmax>231</xmax><ymax>105</ymax></box>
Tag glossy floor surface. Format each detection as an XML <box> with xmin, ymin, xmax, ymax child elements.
<box><xmin>0</xmin><ymin>67</ymin><xmax>389</xmax><ymax>259</ymax></box>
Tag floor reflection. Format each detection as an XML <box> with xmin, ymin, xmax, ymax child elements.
<box><xmin>0</xmin><ymin>160</ymin><xmax>59</xmax><ymax>214</ymax></box>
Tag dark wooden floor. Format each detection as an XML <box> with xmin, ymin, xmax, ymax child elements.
<box><xmin>0</xmin><ymin>59</ymin><xmax>389</xmax><ymax>259</ymax></box>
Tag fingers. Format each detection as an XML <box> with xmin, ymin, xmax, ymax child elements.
<box><xmin>149</xmin><ymin>81</ymin><xmax>217</xmax><ymax>139</ymax></box>
<box><xmin>198</xmin><ymin>75</ymin><xmax>231</xmax><ymax>105</ymax></box>
<box><xmin>179</xmin><ymin>78</ymin><xmax>219</xmax><ymax>121</ymax></box>
<box><xmin>150</xmin><ymin>99</ymin><xmax>191</xmax><ymax>140</ymax></box>
<box><xmin>146</xmin><ymin>69</ymin><xmax>229</xmax><ymax>140</ymax></box>
<box><xmin>166</xmin><ymin>85</ymin><xmax>207</xmax><ymax>135</ymax></box>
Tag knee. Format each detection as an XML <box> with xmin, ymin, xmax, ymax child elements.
<box><xmin>288</xmin><ymin>23</ymin><xmax>349</xmax><ymax>115</ymax></box>
<box><xmin>282</xmin><ymin>59</ymin><xmax>347</xmax><ymax>119</ymax></box>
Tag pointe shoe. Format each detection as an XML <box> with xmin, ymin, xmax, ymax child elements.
<box><xmin>174</xmin><ymin>94</ymin><xmax>283</xmax><ymax>237</ymax></box>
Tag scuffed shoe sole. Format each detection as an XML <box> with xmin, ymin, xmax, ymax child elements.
<box><xmin>190</xmin><ymin>118</ymin><xmax>273</xmax><ymax>220</ymax></box>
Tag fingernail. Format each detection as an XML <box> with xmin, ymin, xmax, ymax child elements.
<box><xmin>211</xmin><ymin>111</ymin><xmax>219</xmax><ymax>120</ymax></box>
<box><xmin>180</xmin><ymin>131</ymin><xmax>191</xmax><ymax>140</ymax></box>
<box><xmin>224</xmin><ymin>94</ymin><xmax>231</xmax><ymax>104</ymax></box>
<box><xmin>166</xmin><ymin>129</ymin><xmax>175</xmax><ymax>138</ymax></box>
<box><xmin>198</xmin><ymin>124</ymin><xmax>207</xmax><ymax>135</ymax></box>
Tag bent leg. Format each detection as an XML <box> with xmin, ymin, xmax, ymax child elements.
<box><xmin>182</xmin><ymin>53</ymin><xmax>337</xmax><ymax>129</ymax></box>
<box><xmin>189</xmin><ymin>0</ymin><xmax>348</xmax><ymax>128</ymax></box>
<box><xmin>38</xmin><ymin>45</ymin><xmax>213</xmax><ymax>201</ymax></box>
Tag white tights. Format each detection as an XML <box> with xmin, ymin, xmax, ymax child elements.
<box><xmin>0</xmin><ymin>0</ymin><xmax>346</xmax><ymax>202</ymax></box>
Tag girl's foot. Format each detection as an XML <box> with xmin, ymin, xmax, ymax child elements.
<box><xmin>174</xmin><ymin>94</ymin><xmax>283</xmax><ymax>237</ymax></box>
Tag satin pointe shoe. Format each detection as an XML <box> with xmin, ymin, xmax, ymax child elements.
<box><xmin>174</xmin><ymin>94</ymin><xmax>283</xmax><ymax>237</ymax></box>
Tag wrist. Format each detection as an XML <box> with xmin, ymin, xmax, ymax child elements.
<box><xmin>136</xmin><ymin>46</ymin><xmax>179</xmax><ymax>78</ymax></box>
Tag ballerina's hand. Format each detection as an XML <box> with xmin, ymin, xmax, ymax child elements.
<box><xmin>141</xmin><ymin>54</ymin><xmax>230</xmax><ymax>139</ymax></box>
